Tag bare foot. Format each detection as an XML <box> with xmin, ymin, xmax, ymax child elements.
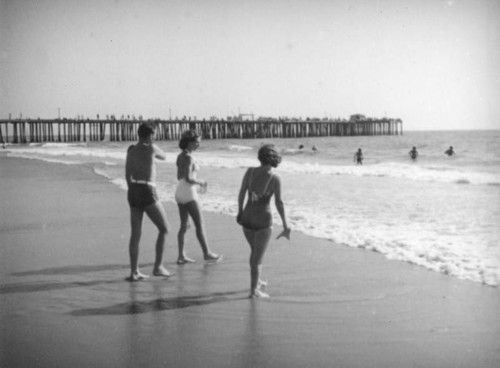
<box><xmin>152</xmin><ymin>266</ymin><xmax>174</xmax><ymax>278</ymax></box>
<box><xmin>177</xmin><ymin>257</ymin><xmax>196</xmax><ymax>265</ymax></box>
<box><xmin>126</xmin><ymin>271</ymin><xmax>150</xmax><ymax>282</ymax></box>
<box><xmin>204</xmin><ymin>253</ymin><xmax>222</xmax><ymax>262</ymax></box>
<box><xmin>249</xmin><ymin>289</ymin><xmax>270</xmax><ymax>298</ymax></box>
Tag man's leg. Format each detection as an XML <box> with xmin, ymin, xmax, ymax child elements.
<box><xmin>128</xmin><ymin>207</ymin><xmax>149</xmax><ymax>281</ymax></box>
<box><xmin>145</xmin><ymin>201</ymin><xmax>172</xmax><ymax>277</ymax></box>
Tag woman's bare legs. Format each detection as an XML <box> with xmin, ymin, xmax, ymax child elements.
<box><xmin>177</xmin><ymin>203</ymin><xmax>195</xmax><ymax>264</ymax></box>
<box><xmin>177</xmin><ymin>200</ymin><xmax>220</xmax><ymax>262</ymax></box>
<box><xmin>243</xmin><ymin>227</ymin><xmax>273</xmax><ymax>298</ymax></box>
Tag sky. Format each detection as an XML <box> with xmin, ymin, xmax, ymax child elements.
<box><xmin>1</xmin><ymin>0</ymin><xmax>499</xmax><ymax>131</ymax></box>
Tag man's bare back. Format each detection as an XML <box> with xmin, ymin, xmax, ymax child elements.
<box><xmin>126</xmin><ymin>142</ymin><xmax>166</xmax><ymax>183</ymax></box>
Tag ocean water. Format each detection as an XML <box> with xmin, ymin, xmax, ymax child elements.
<box><xmin>4</xmin><ymin>130</ymin><xmax>500</xmax><ymax>286</ymax></box>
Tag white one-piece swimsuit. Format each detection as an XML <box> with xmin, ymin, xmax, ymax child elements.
<box><xmin>175</xmin><ymin>163</ymin><xmax>200</xmax><ymax>204</ymax></box>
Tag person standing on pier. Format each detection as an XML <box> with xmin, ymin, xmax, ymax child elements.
<box><xmin>125</xmin><ymin>122</ymin><xmax>172</xmax><ymax>281</ymax></box>
<box><xmin>175</xmin><ymin>130</ymin><xmax>221</xmax><ymax>264</ymax></box>
<box><xmin>354</xmin><ymin>148</ymin><xmax>364</xmax><ymax>165</ymax></box>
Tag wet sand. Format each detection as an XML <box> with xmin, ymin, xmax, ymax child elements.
<box><xmin>1</xmin><ymin>154</ymin><xmax>499</xmax><ymax>368</ymax></box>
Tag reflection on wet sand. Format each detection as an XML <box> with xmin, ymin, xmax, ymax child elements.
<box><xmin>0</xmin><ymin>278</ymin><xmax>124</xmax><ymax>294</ymax></box>
<box><xmin>70</xmin><ymin>290</ymin><xmax>247</xmax><ymax>316</ymax></box>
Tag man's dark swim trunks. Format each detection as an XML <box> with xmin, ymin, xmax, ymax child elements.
<box><xmin>127</xmin><ymin>183</ymin><xmax>158</xmax><ymax>210</ymax></box>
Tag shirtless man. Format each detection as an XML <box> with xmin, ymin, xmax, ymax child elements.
<box><xmin>125</xmin><ymin>122</ymin><xmax>172</xmax><ymax>281</ymax></box>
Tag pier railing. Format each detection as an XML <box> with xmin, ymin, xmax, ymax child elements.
<box><xmin>0</xmin><ymin>118</ymin><xmax>403</xmax><ymax>144</ymax></box>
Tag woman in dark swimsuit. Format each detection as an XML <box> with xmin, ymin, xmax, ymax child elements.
<box><xmin>237</xmin><ymin>145</ymin><xmax>290</xmax><ymax>298</ymax></box>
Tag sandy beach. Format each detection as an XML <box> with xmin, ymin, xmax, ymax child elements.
<box><xmin>1</xmin><ymin>154</ymin><xmax>499</xmax><ymax>368</ymax></box>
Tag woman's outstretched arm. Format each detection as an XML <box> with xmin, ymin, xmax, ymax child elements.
<box><xmin>237</xmin><ymin>169</ymin><xmax>250</xmax><ymax>224</ymax></box>
<box><xmin>273</xmin><ymin>175</ymin><xmax>290</xmax><ymax>239</ymax></box>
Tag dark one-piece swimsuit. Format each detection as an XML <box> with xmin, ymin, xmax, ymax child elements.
<box><xmin>241</xmin><ymin>168</ymin><xmax>274</xmax><ymax>231</ymax></box>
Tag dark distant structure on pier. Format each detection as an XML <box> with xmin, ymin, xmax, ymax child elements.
<box><xmin>0</xmin><ymin>115</ymin><xmax>403</xmax><ymax>144</ymax></box>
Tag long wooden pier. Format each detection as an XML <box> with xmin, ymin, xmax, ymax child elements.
<box><xmin>0</xmin><ymin>118</ymin><xmax>403</xmax><ymax>144</ymax></box>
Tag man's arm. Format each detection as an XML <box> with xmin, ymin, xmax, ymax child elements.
<box><xmin>125</xmin><ymin>145</ymin><xmax>134</xmax><ymax>185</ymax></box>
<box><xmin>153</xmin><ymin>144</ymin><xmax>167</xmax><ymax>160</ymax></box>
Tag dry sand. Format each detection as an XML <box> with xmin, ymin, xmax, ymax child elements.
<box><xmin>1</xmin><ymin>154</ymin><xmax>499</xmax><ymax>368</ymax></box>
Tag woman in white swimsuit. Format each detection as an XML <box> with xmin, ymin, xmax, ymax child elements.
<box><xmin>175</xmin><ymin>130</ymin><xmax>221</xmax><ymax>264</ymax></box>
<box><xmin>237</xmin><ymin>144</ymin><xmax>290</xmax><ymax>298</ymax></box>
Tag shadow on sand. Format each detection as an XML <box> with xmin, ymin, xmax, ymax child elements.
<box><xmin>11</xmin><ymin>263</ymin><xmax>129</xmax><ymax>277</ymax></box>
<box><xmin>0</xmin><ymin>278</ymin><xmax>125</xmax><ymax>294</ymax></box>
<box><xmin>70</xmin><ymin>290</ymin><xmax>248</xmax><ymax>316</ymax></box>
<box><xmin>1</xmin><ymin>264</ymin><xmax>130</xmax><ymax>294</ymax></box>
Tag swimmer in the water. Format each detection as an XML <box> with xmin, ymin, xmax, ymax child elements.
<box><xmin>445</xmin><ymin>146</ymin><xmax>455</xmax><ymax>156</ymax></box>
<box><xmin>353</xmin><ymin>148</ymin><xmax>363</xmax><ymax>165</ymax></box>
<box><xmin>409</xmin><ymin>146</ymin><xmax>418</xmax><ymax>160</ymax></box>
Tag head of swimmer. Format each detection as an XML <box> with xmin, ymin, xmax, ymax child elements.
<box><xmin>258</xmin><ymin>144</ymin><xmax>282</xmax><ymax>168</ymax></box>
<box><xmin>137</xmin><ymin>122</ymin><xmax>157</xmax><ymax>143</ymax></box>
<box><xmin>179</xmin><ymin>130</ymin><xmax>201</xmax><ymax>152</ymax></box>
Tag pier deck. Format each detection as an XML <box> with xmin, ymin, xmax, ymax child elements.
<box><xmin>0</xmin><ymin>118</ymin><xmax>403</xmax><ymax>144</ymax></box>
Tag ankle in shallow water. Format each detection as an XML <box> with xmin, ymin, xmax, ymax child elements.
<box><xmin>250</xmin><ymin>289</ymin><xmax>270</xmax><ymax>298</ymax></box>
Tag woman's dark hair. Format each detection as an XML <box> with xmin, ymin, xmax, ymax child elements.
<box><xmin>258</xmin><ymin>144</ymin><xmax>282</xmax><ymax>167</ymax></box>
<box><xmin>179</xmin><ymin>130</ymin><xmax>200</xmax><ymax>150</ymax></box>
<box><xmin>137</xmin><ymin>122</ymin><xmax>156</xmax><ymax>138</ymax></box>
